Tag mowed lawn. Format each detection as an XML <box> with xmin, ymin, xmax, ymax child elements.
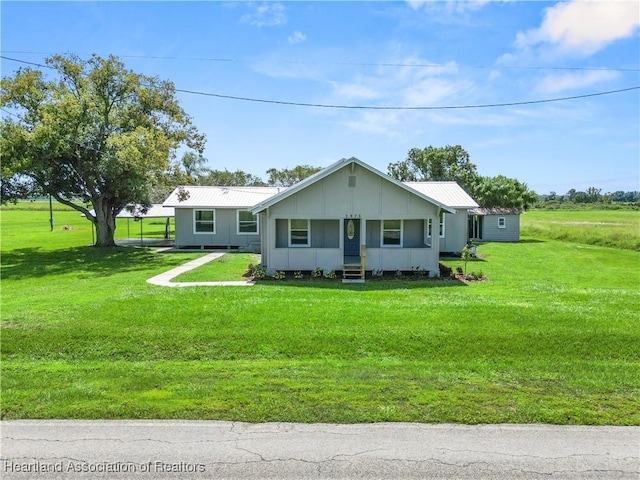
<box><xmin>1</xmin><ymin>206</ymin><xmax>639</xmax><ymax>424</ymax></box>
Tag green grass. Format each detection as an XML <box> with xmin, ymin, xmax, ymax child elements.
<box><xmin>172</xmin><ymin>253</ymin><xmax>259</xmax><ymax>282</ymax></box>
<box><xmin>1</xmin><ymin>209</ymin><xmax>639</xmax><ymax>424</ymax></box>
<box><xmin>522</xmin><ymin>209</ymin><xmax>640</xmax><ymax>251</ymax></box>
<box><xmin>1</xmin><ymin>201</ymin><xmax>174</xmax><ymax>249</ymax></box>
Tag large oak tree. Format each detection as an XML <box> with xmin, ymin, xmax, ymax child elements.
<box><xmin>1</xmin><ymin>54</ymin><xmax>204</xmax><ymax>246</ymax></box>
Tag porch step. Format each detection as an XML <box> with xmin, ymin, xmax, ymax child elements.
<box><xmin>343</xmin><ymin>244</ymin><xmax>367</xmax><ymax>282</ymax></box>
<box><xmin>343</xmin><ymin>263</ymin><xmax>364</xmax><ymax>280</ymax></box>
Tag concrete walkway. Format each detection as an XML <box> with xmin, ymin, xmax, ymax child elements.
<box><xmin>2</xmin><ymin>421</ymin><xmax>638</xmax><ymax>479</ymax></box>
<box><xmin>146</xmin><ymin>252</ymin><xmax>255</xmax><ymax>287</ymax></box>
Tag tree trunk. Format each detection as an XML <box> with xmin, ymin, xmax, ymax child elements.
<box><xmin>93</xmin><ymin>201</ymin><xmax>117</xmax><ymax>247</ymax></box>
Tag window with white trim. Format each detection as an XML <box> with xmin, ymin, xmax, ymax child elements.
<box><xmin>382</xmin><ymin>219</ymin><xmax>402</xmax><ymax>246</ymax></box>
<box><xmin>194</xmin><ymin>209</ymin><xmax>215</xmax><ymax>234</ymax></box>
<box><xmin>498</xmin><ymin>217</ymin><xmax>506</xmax><ymax>229</ymax></box>
<box><xmin>237</xmin><ymin>210</ymin><xmax>259</xmax><ymax>235</ymax></box>
<box><xmin>289</xmin><ymin>219</ymin><xmax>310</xmax><ymax>246</ymax></box>
<box><xmin>439</xmin><ymin>211</ymin><xmax>446</xmax><ymax>238</ymax></box>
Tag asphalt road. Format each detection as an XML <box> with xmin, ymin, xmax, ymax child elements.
<box><xmin>1</xmin><ymin>421</ymin><xmax>638</xmax><ymax>479</ymax></box>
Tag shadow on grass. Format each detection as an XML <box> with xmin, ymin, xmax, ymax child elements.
<box><xmin>1</xmin><ymin>246</ymin><xmax>177</xmax><ymax>280</ymax></box>
<box><xmin>255</xmin><ymin>277</ymin><xmax>468</xmax><ymax>291</ymax></box>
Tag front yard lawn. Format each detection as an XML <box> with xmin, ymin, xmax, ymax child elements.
<box><xmin>1</xmin><ymin>208</ymin><xmax>639</xmax><ymax>424</ymax></box>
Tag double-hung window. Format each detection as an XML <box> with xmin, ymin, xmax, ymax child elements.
<box><xmin>194</xmin><ymin>210</ymin><xmax>215</xmax><ymax>234</ymax></box>
<box><xmin>382</xmin><ymin>220</ymin><xmax>402</xmax><ymax>246</ymax></box>
<box><xmin>498</xmin><ymin>217</ymin><xmax>506</xmax><ymax>228</ymax></box>
<box><xmin>289</xmin><ymin>219</ymin><xmax>310</xmax><ymax>246</ymax></box>
<box><xmin>439</xmin><ymin>211</ymin><xmax>446</xmax><ymax>238</ymax></box>
<box><xmin>237</xmin><ymin>210</ymin><xmax>259</xmax><ymax>235</ymax></box>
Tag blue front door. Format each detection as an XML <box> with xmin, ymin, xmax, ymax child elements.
<box><xmin>344</xmin><ymin>219</ymin><xmax>360</xmax><ymax>258</ymax></box>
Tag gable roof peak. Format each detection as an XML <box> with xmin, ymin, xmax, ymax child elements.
<box><xmin>250</xmin><ymin>157</ymin><xmax>456</xmax><ymax>214</ymax></box>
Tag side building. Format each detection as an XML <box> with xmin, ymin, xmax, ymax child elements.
<box><xmin>163</xmin><ymin>186</ymin><xmax>282</xmax><ymax>251</ymax></box>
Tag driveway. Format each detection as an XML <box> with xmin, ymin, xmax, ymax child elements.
<box><xmin>2</xmin><ymin>421</ymin><xmax>638</xmax><ymax>479</ymax></box>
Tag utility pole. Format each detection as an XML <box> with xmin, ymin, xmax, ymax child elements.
<box><xmin>49</xmin><ymin>195</ymin><xmax>54</xmax><ymax>232</ymax></box>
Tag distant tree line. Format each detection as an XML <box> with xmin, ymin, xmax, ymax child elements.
<box><xmin>540</xmin><ymin>189</ymin><xmax>640</xmax><ymax>205</ymax></box>
<box><xmin>151</xmin><ymin>153</ymin><xmax>321</xmax><ymax>202</ymax></box>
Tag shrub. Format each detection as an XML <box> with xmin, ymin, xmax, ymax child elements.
<box><xmin>247</xmin><ymin>263</ymin><xmax>267</xmax><ymax>280</ymax></box>
<box><xmin>412</xmin><ymin>266</ymin><xmax>427</xmax><ymax>277</ymax></box>
<box><xmin>324</xmin><ymin>270</ymin><xmax>336</xmax><ymax>279</ymax></box>
<box><xmin>455</xmin><ymin>266</ymin><xmax>463</xmax><ymax>275</ymax></box>
<box><xmin>245</xmin><ymin>263</ymin><xmax>256</xmax><ymax>278</ymax></box>
<box><xmin>252</xmin><ymin>266</ymin><xmax>266</xmax><ymax>280</ymax></box>
<box><xmin>312</xmin><ymin>267</ymin><xmax>323</xmax><ymax>278</ymax></box>
<box><xmin>294</xmin><ymin>271</ymin><xmax>303</xmax><ymax>280</ymax></box>
<box><xmin>272</xmin><ymin>270</ymin><xmax>286</xmax><ymax>280</ymax></box>
<box><xmin>439</xmin><ymin>263</ymin><xmax>453</xmax><ymax>277</ymax></box>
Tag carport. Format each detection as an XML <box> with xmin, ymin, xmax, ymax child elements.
<box><xmin>84</xmin><ymin>204</ymin><xmax>175</xmax><ymax>246</ymax></box>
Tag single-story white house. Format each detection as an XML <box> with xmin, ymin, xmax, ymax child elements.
<box><xmin>163</xmin><ymin>158</ymin><xmax>485</xmax><ymax>278</ymax></box>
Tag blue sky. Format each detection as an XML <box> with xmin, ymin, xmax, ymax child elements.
<box><xmin>2</xmin><ymin>1</ymin><xmax>639</xmax><ymax>194</ymax></box>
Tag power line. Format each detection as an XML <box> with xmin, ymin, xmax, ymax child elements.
<box><xmin>174</xmin><ymin>86</ymin><xmax>640</xmax><ymax>110</ymax></box>
<box><xmin>2</xmin><ymin>54</ymin><xmax>639</xmax><ymax>111</ymax></box>
<box><xmin>3</xmin><ymin>50</ymin><xmax>639</xmax><ymax>72</ymax></box>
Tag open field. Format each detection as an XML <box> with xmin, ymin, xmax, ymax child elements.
<box><xmin>1</xmin><ymin>207</ymin><xmax>639</xmax><ymax>424</ymax></box>
<box><xmin>522</xmin><ymin>209</ymin><xmax>640</xmax><ymax>251</ymax></box>
<box><xmin>0</xmin><ymin>201</ymin><xmax>174</xmax><ymax>248</ymax></box>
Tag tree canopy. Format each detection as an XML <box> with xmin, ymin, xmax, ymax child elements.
<box><xmin>388</xmin><ymin>145</ymin><xmax>538</xmax><ymax>209</ymax></box>
<box><xmin>387</xmin><ymin>145</ymin><xmax>478</xmax><ymax>192</ymax></box>
<box><xmin>266</xmin><ymin>165</ymin><xmax>322</xmax><ymax>187</ymax></box>
<box><xmin>199</xmin><ymin>169</ymin><xmax>266</xmax><ymax>187</ymax></box>
<box><xmin>471</xmin><ymin>175</ymin><xmax>538</xmax><ymax>210</ymax></box>
<box><xmin>1</xmin><ymin>53</ymin><xmax>204</xmax><ymax>246</ymax></box>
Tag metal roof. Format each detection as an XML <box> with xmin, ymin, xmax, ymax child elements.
<box><xmin>163</xmin><ymin>186</ymin><xmax>284</xmax><ymax>208</ymax></box>
<box><xmin>85</xmin><ymin>204</ymin><xmax>175</xmax><ymax>218</ymax></box>
<box><xmin>404</xmin><ymin>182</ymin><xmax>479</xmax><ymax>209</ymax></box>
<box><xmin>161</xmin><ymin>163</ymin><xmax>480</xmax><ymax>212</ymax></box>
<box><xmin>469</xmin><ymin>207</ymin><xmax>523</xmax><ymax>215</ymax></box>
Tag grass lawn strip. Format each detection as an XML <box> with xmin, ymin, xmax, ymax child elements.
<box><xmin>147</xmin><ymin>252</ymin><xmax>255</xmax><ymax>287</ymax></box>
<box><xmin>168</xmin><ymin>252</ymin><xmax>259</xmax><ymax>284</ymax></box>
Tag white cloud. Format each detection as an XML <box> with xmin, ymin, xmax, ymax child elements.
<box><xmin>536</xmin><ymin>70</ymin><xmax>620</xmax><ymax>93</ymax></box>
<box><xmin>287</xmin><ymin>31</ymin><xmax>307</xmax><ymax>45</ymax></box>
<box><xmin>407</xmin><ymin>0</ymin><xmax>491</xmax><ymax>13</ymax></box>
<box><xmin>343</xmin><ymin>111</ymin><xmax>402</xmax><ymax>136</ymax></box>
<box><xmin>331</xmin><ymin>82</ymin><xmax>380</xmax><ymax>101</ymax></box>
<box><xmin>240</xmin><ymin>3</ymin><xmax>287</xmax><ymax>27</ymax></box>
<box><xmin>516</xmin><ymin>0</ymin><xmax>640</xmax><ymax>56</ymax></box>
<box><xmin>328</xmin><ymin>58</ymin><xmax>463</xmax><ymax>107</ymax></box>
<box><xmin>325</xmin><ymin>58</ymin><xmax>472</xmax><ymax>136</ymax></box>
